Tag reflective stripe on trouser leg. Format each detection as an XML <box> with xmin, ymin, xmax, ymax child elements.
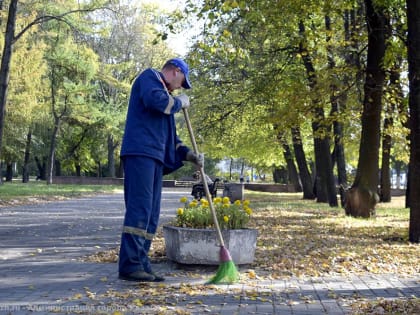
<box><xmin>118</xmin><ymin>156</ymin><xmax>163</xmax><ymax>274</ymax></box>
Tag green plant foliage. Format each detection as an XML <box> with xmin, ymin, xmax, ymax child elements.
<box><xmin>180</xmin><ymin>0</ymin><xmax>410</xmax><ymax>188</ymax></box>
<box><xmin>174</xmin><ymin>196</ymin><xmax>253</xmax><ymax>229</ymax></box>
<box><xmin>0</xmin><ymin>0</ymin><xmax>412</xmax><ymax>188</ymax></box>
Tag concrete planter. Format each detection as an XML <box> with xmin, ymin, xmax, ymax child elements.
<box><xmin>163</xmin><ymin>226</ymin><xmax>258</xmax><ymax>265</ymax></box>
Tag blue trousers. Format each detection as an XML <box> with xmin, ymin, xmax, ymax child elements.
<box><xmin>118</xmin><ymin>156</ymin><xmax>163</xmax><ymax>274</ymax></box>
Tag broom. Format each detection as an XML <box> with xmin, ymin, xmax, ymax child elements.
<box><xmin>182</xmin><ymin>107</ymin><xmax>240</xmax><ymax>284</ymax></box>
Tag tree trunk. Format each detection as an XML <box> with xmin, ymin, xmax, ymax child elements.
<box><xmin>407</xmin><ymin>0</ymin><xmax>420</xmax><ymax>243</ymax></box>
<box><xmin>326</xmin><ymin>15</ymin><xmax>348</xmax><ymax>206</ymax></box>
<box><xmin>0</xmin><ymin>0</ymin><xmax>18</xmax><ymax>185</ymax></box>
<box><xmin>380</xmin><ymin>28</ymin><xmax>403</xmax><ymax>203</ymax></box>
<box><xmin>298</xmin><ymin>20</ymin><xmax>337</xmax><ymax>207</ymax></box>
<box><xmin>380</xmin><ymin>116</ymin><xmax>392</xmax><ymax>202</ymax></box>
<box><xmin>344</xmin><ymin>6</ymin><xmax>364</xmax><ymax>102</ymax></box>
<box><xmin>47</xmin><ymin>119</ymin><xmax>59</xmax><ymax>185</ymax></box>
<box><xmin>35</xmin><ymin>156</ymin><xmax>46</xmax><ymax>180</ymax></box>
<box><xmin>291</xmin><ymin>127</ymin><xmax>315</xmax><ymax>199</ymax></box>
<box><xmin>380</xmin><ymin>65</ymin><xmax>401</xmax><ymax>202</ymax></box>
<box><xmin>312</xmin><ymin>130</ymin><xmax>338</xmax><ymax>207</ymax></box>
<box><xmin>116</xmin><ymin>158</ymin><xmax>123</xmax><ymax>178</ymax></box>
<box><xmin>273</xmin><ymin>166</ymin><xmax>288</xmax><ymax>184</ymax></box>
<box><xmin>5</xmin><ymin>161</ymin><xmax>12</xmax><ymax>181</ymax></box>
<box><xmin>55</xmin><ymin>159</ymin><xmax>61</xmax><ymax>176</ymax></box>
<box><xmin>240</xmin><ymin>158</ymin><xmax>245</xmax><ymax>182</ymax></box>
<box><xmin>22</xmin><ymin>131</ymin><xmax>31</xmax><ymax>183</ymax></box>
<box><xmin>47</xmin><ymin>67</ymin><xmax>68</xmax><ymax>185</ymax></box>
<box><xmin>345</xmin><ymin>0</ymin><xmax>387</xmax><ymax>218</ymax></box>
<box><xmin>282</xmin><ymin>142</ymin><xmax>302</xmax><ymax>192</ymax></box>
<box><xmin>76</xmin><ymin>162</ymin><xmax>81</xmax><ymax>176</ymax></box>
<box><xmin>97</xmin><ymin>161</ymin><xmax>101</xmax><ymax>177</ymax></box>
<box><xmin>331</xmin><ymin>112</ymin><xmax>347</xmax><ymax>206</ymax></box>
<box><xmin>107</xmin><ymin>134</ymin><xmax>116</xmax><ymax>177</ymax></box>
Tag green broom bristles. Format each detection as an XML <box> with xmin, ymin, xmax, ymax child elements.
<box><xmin>206</xmin><ymin>246</ymin><xmax>240</xmax><ymax>284</ymax></box>
<box><xmin>206</xmin><ymin>260</ymin><xmax>240</xmax><ymax>284</ymax></box>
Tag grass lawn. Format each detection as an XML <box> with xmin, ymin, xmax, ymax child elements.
<box><xmin>0</xmin><ymin>180</ymin><xmax>122</xmax><ymax>206</ymax></box>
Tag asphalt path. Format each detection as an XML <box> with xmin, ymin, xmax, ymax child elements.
<box><xmin>0</xmin><ymin>187</ymin><xmax>190</xmax><ymax>264</ymax></box>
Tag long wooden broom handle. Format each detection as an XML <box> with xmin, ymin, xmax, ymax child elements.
<box><xmin>182</xmin><ymin>108</ymin><xmax>225</xmax><ymax>247</ymax></box>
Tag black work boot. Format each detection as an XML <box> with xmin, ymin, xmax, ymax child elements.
<box><xmin>119</xmin><ymin>270</ymin><xmax>162</xmax><ymax>282</ymax></box>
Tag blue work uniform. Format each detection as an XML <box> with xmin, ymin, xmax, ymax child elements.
<box><xmin>119</xmin><ymin>68</ymin><xmax>190</xmax><ymax>275</ymax></box>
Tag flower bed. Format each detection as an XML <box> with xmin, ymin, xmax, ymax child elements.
<box><xmin>174</xmin><ymin>196</ymin><xmax>252</xmax><ymax>229</ymax></box>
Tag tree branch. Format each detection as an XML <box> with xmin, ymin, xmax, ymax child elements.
<box><xmin>14</xmin><ymin>7</ymin><xmax>103</xmax><ymax>43</ymax></box>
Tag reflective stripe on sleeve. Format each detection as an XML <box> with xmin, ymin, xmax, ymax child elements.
<box><xmin>164</xmin><ymin>96</ymin><xmax>175</xmax><ymax>114</ymax></box>
<box><xmin>151</xmin><ymin>69</ymin><xmax>175</xmax><ymax>115</ymax></box>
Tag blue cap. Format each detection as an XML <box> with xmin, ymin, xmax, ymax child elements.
<box><xmin>168</xmin><ymin>58</ymin><xmax>192</xmax><ymax>89</ymax></box>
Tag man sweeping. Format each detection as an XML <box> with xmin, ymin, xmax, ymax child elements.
<box><xmin>118</xmin><ymin>58</ymin><xmax>203</xmax><ymax>282</ymax></box>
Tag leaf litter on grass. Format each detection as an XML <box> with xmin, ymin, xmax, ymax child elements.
<box><xmin>248</xmin><ymin>198</ymin><xmax>419</xmax><ymax>279</ymax></box>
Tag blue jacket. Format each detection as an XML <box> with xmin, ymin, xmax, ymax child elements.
<box><xmin>120</xmin><ymin>68</ymin><xmax>190</xmax><ymax>174</ymax></box>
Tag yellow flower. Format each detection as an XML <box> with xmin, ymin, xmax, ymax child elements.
<box><xmin>174</xmin><ymin>195</ymin><xmax>251</xmax><ymax>229</ymax></box>
<box><xmin>179</xmin><ymin>196</ymin><xmax>188</xmax><ymax>203</ymax></box>
<box><xmin>213</xmin><ymin>197</ymin><xmax>222</xmax><ymax>204</ymax></box>
<box><xmin>244</xmin><ymin>206</ymin><xmax>252</xmax><ymax>215</ymax></box>
<box><xmin>189</xmin><ymin>201</ymin><xmax>198</xmax><ymax>208</ymax></box>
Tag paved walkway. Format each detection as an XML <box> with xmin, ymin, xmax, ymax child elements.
<box><xmin>0</xmin><ymin>188</ymin><xmax>418</xmax><ymax>315</ymax></box>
